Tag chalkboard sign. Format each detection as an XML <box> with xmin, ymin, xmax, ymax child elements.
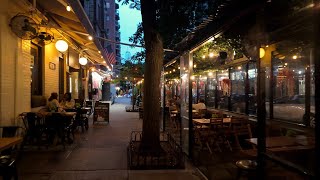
<box><xmin>93</xmin><ymin>101</ymin><xmax>110</xmax><ymax>123</ymax></box>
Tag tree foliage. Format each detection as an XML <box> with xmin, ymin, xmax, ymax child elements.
<box><xmin>119</xmin><ymin>60</ymin><xmax>144</xmax><ymax>81</ymax></box>
<box><xmin>121</xmin><ymin>0</ymin><xmax>229</xmax><ymax>57</ymax></box>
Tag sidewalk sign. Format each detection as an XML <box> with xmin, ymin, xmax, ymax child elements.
<box><xmin>93</xmin><ymin>101</ymin><xmax>110</xmax><ymax>123</ymax></box>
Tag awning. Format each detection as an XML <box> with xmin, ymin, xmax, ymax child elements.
<box><xmin>35</xmin><ymin>0</ymin><xmax>111</xmax><ymax>68</ymax></box>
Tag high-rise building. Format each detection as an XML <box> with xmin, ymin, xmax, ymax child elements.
<box><xmin>80</xmin><ymin>0</ymin><xmax>121</xmax><ymax>67</ymax></box>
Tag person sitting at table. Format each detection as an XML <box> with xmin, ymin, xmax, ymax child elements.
<box><xmin>47</xmin><ymin>92</ymin><xmax>64</xmax><ymax>112</ymax></box>
<box><xmin>192</xmin><ymin>99</ymin><xmax>206</xmax><ymax>111</ymax></box>
<box><xmin>60</xmin><ymin>92</ymin><xmax>75</xmax><ymax>109</ymax></box>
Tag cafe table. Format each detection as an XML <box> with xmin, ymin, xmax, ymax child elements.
<box><xmin>0</xmin><ymin>137</ymin><xmax>23</xmax><ymax>151</ymax></box>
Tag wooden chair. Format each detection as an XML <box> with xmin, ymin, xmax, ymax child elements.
<box><xmin>169</xmin><ymin>110</ymin><xmax>178</xmax><ymax>129</ymax></box>
<box><xmin>193</xmin><ymin>122</ymin><xmax>211</xmax><ymax>153</ymax></box>
<box><xmin>209</xmin><ymin>118</ymin><xmax>233</xmax><ymax>152</ymax></box>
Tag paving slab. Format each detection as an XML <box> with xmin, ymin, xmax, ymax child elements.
<box><xmin>18</xmin><ymin>97</ymin><xmax>204</xmax><ymax>180</ymax></box>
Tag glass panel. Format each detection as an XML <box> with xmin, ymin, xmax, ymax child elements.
<box><xmin>206</xmin><ymin>76</ymin><xmax>216</xmax><ymax>108</ymax></box>
<box><xmin>180</xmin><ymin>54</ymin><xmax>190</xmax><ymax>154</ymax></box>
<box><xmin>230</xmin><ymin>64</ymin><xmax>246</xmax><ymax>113</ymax></box>
<box><xmin>271</xmin><ymin>45</ymin><xmax>307</xmax><ymax>124</ymax></box>
<box><xmin>249</xmin><ymin>63</ymin><xmax>257</xmax><ymax>115</ymax></box>
<box><xmin>217</xmin><ymin>69</ymin><xmax>229</xmax><ymax>110</ymax></box>
<box><xmin>198</xmin><ymin>78</ymin><xmax>206</xmax><ymax>103</ymax></box>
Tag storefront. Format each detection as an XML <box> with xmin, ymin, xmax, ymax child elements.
<box><xmin>0</xmin><ymin>0</ymin><xmax>111</xmax><ymax>124</ymax></box>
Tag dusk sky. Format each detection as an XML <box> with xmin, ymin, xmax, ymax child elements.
<box><xmin>119</xmin><ymin>4</ymin><xmax>142</xmax><ymax>63</ymax></box>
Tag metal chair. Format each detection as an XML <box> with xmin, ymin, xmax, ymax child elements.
<box><xmin>44</xmin><ymin>113</ymin><xmax>73</xmax><ymax>149</ymax></box>
<box><xmin>21</xmin><ymin>112</ymin><xmax>45</xmax><ymax>147</ymax></box>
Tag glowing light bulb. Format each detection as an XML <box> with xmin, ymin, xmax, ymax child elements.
<box><xmin>66</xmin><ymin>5</ymin><xmax>71</xmax><ymax>11</ymax></box>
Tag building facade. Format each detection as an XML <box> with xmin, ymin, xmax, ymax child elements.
<box><xmin>81</xmin><ymin>0</ymin><xmax>120</xmax><ymax>66</ymax></box>
<box><xmin>0</xmin><ymin>0</ymin><xmax>109</xmax><ymax>124</ymax></box>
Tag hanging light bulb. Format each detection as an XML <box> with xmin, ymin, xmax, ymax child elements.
<box><xmin>79</xmin><ymin>57</ymin><xmax>88</xmax><ymax>65</ymax></box>
<box><xmin>55</xmin><ymin>40</ymin><xmax>68</xmax><ymax>52</ymax></box>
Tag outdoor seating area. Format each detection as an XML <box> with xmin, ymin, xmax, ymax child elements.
<box><xmin>163</xmin><ymin>104</ymin><xmax>316</xmax><ymax>179</ymax></box>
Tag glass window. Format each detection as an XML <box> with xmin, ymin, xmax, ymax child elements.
<box><xmin>271</xmin><ymin>43</ymin><xmax>308</xmax><ymax>124</ymax></box>
<box><xmin>230</xmin><ymin>64</ymin><xmax>246</xmax><ymax>113</ymax></box>
<box><xmin>217</xmin><ymin>69</ymin><xmax>229</xmax><ymax>110</ymax></box>
<box><xmin>198</xmin><ymin>77</ymin><xmax>207</xmax><ymax>105</ymax></box>
<box><xmin>206</xmin><ymin>76</ymin><xmax>216</xmax><ymax>108</ymax></box>
<box><xmin>30</xmin><ymin>44</ymin><xmax>42</xmax><ymax>95</ymax></box>
<box><xmin>106</xmin><ymin>2</ymin><xmax>110</xmax><ymax>8</ymax></box>
<box><xmin>248</xmin><ymin>63</ymin><xmax>257</xmax><ymax>115</ymax></box>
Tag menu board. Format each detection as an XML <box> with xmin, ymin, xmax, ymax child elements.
<box><xmin>93</xmin><ymin>101</ymin><xmax>110</xmax><ymax>123</ymax></box>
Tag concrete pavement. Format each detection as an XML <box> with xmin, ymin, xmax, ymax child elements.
<box><xmin>18</xmin><ymin>97</ymin><xmax>204</xmax><ymax>180</ymax></box>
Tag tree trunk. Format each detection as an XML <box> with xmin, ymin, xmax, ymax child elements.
<box><xmin>140</xmin><ymin>0</ymin><xmax>164</xmax><ymax>153</ymax></box>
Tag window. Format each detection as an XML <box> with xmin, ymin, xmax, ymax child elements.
<box><xmin>271</xmin><ymin>41</ymin><xmax>309</xmax><ymax>124</ymax></box>
<box><xmin>106</xmin><ymin>15</ymin><xmax>110</xmax><ymax>21</ymax></box>
<box><xmin>30</xmin><ymin>44</ymin><xmax>43</xmax><ymax>95</ymax></box>
<box><xmin>206</xmin><ymin>76</ymin><xmax>216</xmax><ymax>108</ymax></box>
<box><xmin>106</xmin><ymin>2</ymin><xmax>110</xmax><ymax>8</ymax></box>
<box><xmin>248</xmin><ymin>63</ymin><xmax>257</xmax><ymax>115</ymax></box>
<box><xmin>217</xmin><ymin>69</ymin><xmax>229</xmax><ymax>110</ymax></box>
<box><xmin>230</xmin><ymin>65</ymin><xmax>246</xmax><ymax>113</ymax></box>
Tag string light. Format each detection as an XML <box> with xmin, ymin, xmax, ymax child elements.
<box><xmin>66</xmin><ymin>5</ymin><xmax>71</xmax><ymax>11</ymax></box>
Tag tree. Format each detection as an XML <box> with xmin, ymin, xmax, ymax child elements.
<box><xmin>120</xmin><ymin>0</ymin><xmax>224</xmax><ymax>153</ymax></box>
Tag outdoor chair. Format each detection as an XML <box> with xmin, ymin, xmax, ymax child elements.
<box><xmin>44</xmin><ymin>113</ymin><xmax>73</xmax><ymax>149</ymax></box>
<box><xmin>169</xmin><ymin>110</ymin><xmax>178</xmax><ymax>129</ymax></box>
<box><xmin>73</xmin><ymin>108</ymin><xmax>89</xmax><ymax>132</ymax></box>
<box><xmin>203</xmin><ymin>118</ymin><xmax>232</xmax><ymax>153</ymax></box>
<box><xmin>193</xmin><ymin>122</ymin><xmax>212</xmax><ymax>153</ymax></box>
<box><xmin>0</xmin><ymin>126</ymin><xmax>25</xmax><ymax>180</ymax></box>
<box><xmin>21</xmin><ymin>112</ymin><xmax>45</xmax><ymax>147</ymax></box>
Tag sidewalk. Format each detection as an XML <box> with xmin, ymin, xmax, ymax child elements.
<box><xmin>18</xmin><ymin>97</ymin><xmax>204</xmax><ymax>180</ymax></box>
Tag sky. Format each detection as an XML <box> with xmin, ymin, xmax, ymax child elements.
<box><xmin>119</xmin><ymin>4</ymin><xmax>142</xmax><ymax>63</ymax></box>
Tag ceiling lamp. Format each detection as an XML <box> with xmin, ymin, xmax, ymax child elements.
<box><xmin>79</xmin><ymin>57</ymin><xmax>88</xmax><ymax>65</ymax></box>
<box><xmin>55</xmin><ymin>40</ymin><xmax>68</xmax><ymax>52</ymax></box>
<box><xmin>88</xmin><ymin>35</ymin><xmax>93</xmax><ymax>40</ymax></box>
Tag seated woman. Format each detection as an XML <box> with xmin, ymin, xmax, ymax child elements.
<box><xmin>47</xmin><ymin>92</ymin><xmax>64</xmax><ymax>112</ymax></box>
<box><xmin>60</xmin><ymin>92</ymin><xmax>75</xmax><ymax>109</ymax></box>
<box><xmin>192</xmin><ymin>99</ymin><xmax>206</xmax><ymax>111</ymax></box>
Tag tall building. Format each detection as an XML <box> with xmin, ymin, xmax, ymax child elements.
<box><xmin>80</xmin><ymin>0</ymin><xmax>121</xmax><ymax>67</ymax></box>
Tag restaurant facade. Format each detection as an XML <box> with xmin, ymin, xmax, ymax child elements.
<box><xmin>0</xmin><ymin>0</ymin><xmax>111</xmax><ymax>125</ymax></box>
<box><xmin>163</xmin><ymin>0</ymin><xmax>319</xmax><ymax>178</ymax></box>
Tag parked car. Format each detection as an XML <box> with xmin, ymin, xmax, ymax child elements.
<box><xmin>266</xmin><ymin>95</ymin><xmax>315</xmax><ymax>127</ymax></box>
